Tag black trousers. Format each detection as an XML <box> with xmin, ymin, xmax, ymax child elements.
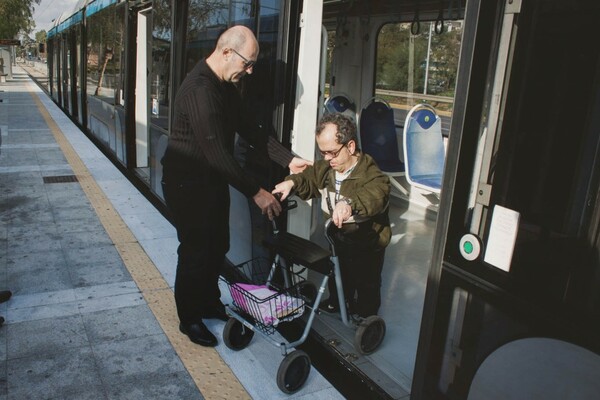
<box><xmin>162</xmin><ymin>177</ymin><xmax>230</xmax><ymax>325</ymax></box>
<box><xmin>328</xmin><ymin>243</ymin><xmax>385</xmax><ymax>317</ymax></box>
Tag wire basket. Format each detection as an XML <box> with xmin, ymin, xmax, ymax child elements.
<box><xmin>222</xmin><ymin>257</ymin><xmax>307</xmax><ymax>335</ymax></box>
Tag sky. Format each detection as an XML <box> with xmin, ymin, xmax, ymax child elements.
<box><xmin>33</xmin><ymin>0</ymin><xmax>81</xmax><ymax>34</ymax></box>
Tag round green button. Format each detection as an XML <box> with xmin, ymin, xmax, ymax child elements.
<box><xmin>463</xmin><ymin>241</ymin><xmax>473</xmax><ymax>254</ymax></box>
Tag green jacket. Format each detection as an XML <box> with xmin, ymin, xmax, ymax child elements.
<box><xmin>285</xmin><ymin>153</ymin><xmax>391</xmax><ymax>249</ymax></box>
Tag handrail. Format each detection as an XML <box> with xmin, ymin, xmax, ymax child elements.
<box><xmin>375</xmin><ymin>89</ymin><xmax>454</xmax><ymax>103</ymax></box>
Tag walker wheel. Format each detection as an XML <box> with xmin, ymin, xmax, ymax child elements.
<box><xmin>276</xmin><ymin>350</ymin><xmax>311</xmax><ymax>394</ymax></box>
<box><xmin>223</xmin><ymin>318</ymin><xmax>254</xmax><ymax>350</ymax></box>
<box><xmin>354</xmin><ymin>315</ymin><xmax>386</xmax><ymax>355</ymax></box>
<box><xmin>297</xmin><ymin>281</ymin><xmax>318</xmax><ymax>305</ymax></box>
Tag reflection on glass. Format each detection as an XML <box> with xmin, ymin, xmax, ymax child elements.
<box><xmin>76</xmin><ymin>26</ymin><xmax>84</xmax><ymax>125</ymax></box>
<box><xmin>185</xmin><ymin>0</ymin><xmax>229</xmax><ymax>73</ymax></box>
<box><xmin>86</xmin><ymin>7</ymin><xmax>124</xmax><ymax>105</ymax></box>
<box><xmin>63</xmin><ymin>36</ymin><xmax>71</xmax><ymax>112</ymax></box>
<box><xmin>150</xmin><ymin>0</ymin><xmax>172</xmax><ymax>131</ymax></box>
<box><xmin>85</xmin><ymin>5</ymin><xmax>126</xmax><ymax>163</ymax></box>
<box><xmin>148</xmin><ymin>0</ymin><xmax>172</xmax><ymax>199</ymax></box>
<box><xmin>181</xmin><ymin>0</ymin><xmax>284</xmax><ymax>259</ymax></box>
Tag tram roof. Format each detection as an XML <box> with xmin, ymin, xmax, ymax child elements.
<box><xmin>48</xmin><ymin>0</ymin><xmax>120</xmax><ymax>38</ymax></box>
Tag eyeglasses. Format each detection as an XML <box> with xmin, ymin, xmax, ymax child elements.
<box><xmin>319</xmin><ymin>143</ymin><xmax>346</xmax><ymax>158</ymax></box>
<box><xmin>230</xmin><ymin>48</ymin><xmax>256</xmax><ymax>70</ymax></box>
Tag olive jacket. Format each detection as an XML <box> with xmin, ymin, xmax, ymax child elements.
<box><xmin>285</xmin><ymin>153</ymin><xmax>391</xmax><ymax>249</ymax></box>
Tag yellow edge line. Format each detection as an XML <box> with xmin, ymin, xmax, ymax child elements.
<box><xmin>29</xmin><ymin>88</ymin><xmax>250</xmax><ymax>400</ymax></box>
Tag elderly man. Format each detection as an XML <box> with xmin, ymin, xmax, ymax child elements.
<box><xmin>161</xmin><ymin>25</ymin><xmax>311</xmax><ymax>346</ymax></box>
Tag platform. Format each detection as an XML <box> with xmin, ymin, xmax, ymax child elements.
<box><xmin>0</xmin><ymin>67</ymin><xmax>343</xmax><ymax>399</ymax></box>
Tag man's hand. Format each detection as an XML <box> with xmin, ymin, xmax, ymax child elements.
<box><xmin>253</xmin><ymin>188</ymin><xmax>282</xmax><ymax>220</ymax></box>
<box><xmin>272</xmin><ymin>180</ymin><xmax>295</xmax><ymax>201</ymax></box>
<box><xmin>289</xmin><ymin>157</ymin><xmax>313</xmax><ymax>174</ymax></box>
<box><xmin>332</xmin><ymin>201</ymin><xmax>352</xmax><ymax>228</ymax></box>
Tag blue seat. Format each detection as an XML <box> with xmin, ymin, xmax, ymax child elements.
<box><xmin>323</xmin><ymin>94</ymin><xmax>356</xmax><ymax>122</ymax></box>
<box><xmin>403</xmin><ymin>103</ymin><xmax>445</xmax><ymax>194</ymax></box>
<box><xmin>359</xmin><ymin>97</ymin><xmax>404</xmax><ymax>173</ymax></box>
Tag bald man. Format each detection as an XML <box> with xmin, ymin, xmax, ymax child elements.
<box><xmin>161</xmin><ymin>26</ymin><xmax>311</xmax><ymax>346</ymax></box>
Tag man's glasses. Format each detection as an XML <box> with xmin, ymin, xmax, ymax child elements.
<box><xmin>319</xmin><ymin>143</ymin><xmax>346</xmax><ymax>158</ymax></box>
<box><xmin>231</xmin><ymin>48</ymin><xmax>256</xmax><ymax>70</ymax></box>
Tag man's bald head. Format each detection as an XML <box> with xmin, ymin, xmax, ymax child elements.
<box><xmin>206</xmin><ymin>25</ymin><xmax>259</xmax><ymax>83</ymax></box>
<box><xmin>215</xmin><ymin>25</ymin><xmax>259</xmax><ymax>54</ymax></box>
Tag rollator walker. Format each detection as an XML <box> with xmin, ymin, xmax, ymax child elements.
<box><xmin>220</xmin><ymin>199</ymin><xmax>386</xmax><ymax>394</ymax></box>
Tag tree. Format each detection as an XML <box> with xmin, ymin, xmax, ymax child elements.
<box><xmin>0</xmin><ymin>0</ymin><xmax>41</xmax><ymax>38</ymax></box>
<box><xmin>35</xmin><ymin>29</ymin><xmax>46</xmax><ymax>44</ymax></box>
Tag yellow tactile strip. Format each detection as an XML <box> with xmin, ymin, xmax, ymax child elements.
<box><xmin>29</xmin><ymin>89</ymin><xmax>250</xmax><ymax>400</ymax></box>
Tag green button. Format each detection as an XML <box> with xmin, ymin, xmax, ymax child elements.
<box><xmin>463</xmin><ymin>241</ymin><xmax>473</xmax><ymax>254</ymax></box>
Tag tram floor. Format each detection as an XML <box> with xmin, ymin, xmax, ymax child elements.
<box><xmin>299</xmin><ymin>199</ymin><xmax>435</xmax><ymax>399</ymax></box>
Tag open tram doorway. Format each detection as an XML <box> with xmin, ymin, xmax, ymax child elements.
<box><xmin>281</xmin><ymin>1</ymin><xmax>467</xmax><ymax>398</ymax></box>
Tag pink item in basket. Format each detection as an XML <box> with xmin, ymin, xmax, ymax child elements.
<box><xmin>229</xmin><ymin>283</ymin><xmax>304</xmax><ymax>326</ymax></box>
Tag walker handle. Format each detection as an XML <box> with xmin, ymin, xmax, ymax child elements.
<box><xmin>271</xmin><ymin>192</ymin><xmax>297</xmax><ymax>232</ymax></box>
<box><xmin>274</xmin><ymin>192</ymin><xmax>297</xmax><ymax>212</ymax></box>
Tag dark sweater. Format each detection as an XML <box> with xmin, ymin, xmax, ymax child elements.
<box><xmin>161</xmin><ymin>59</ymin><xmax>293</xmax><ymax>197</ymax></box>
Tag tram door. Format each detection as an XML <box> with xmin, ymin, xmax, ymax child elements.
<box><xmin>67</xmin><ymin>28</ymin><xmax>78</xmax><ymax>120</ymax></box>
<box><xmin>61</xmin><ymin>35</ymin><xmax>69</xmax><ymax>111</ymax></box>
<box><xmin>134</xmin><ymin>8</ymin><xmax>151</xmax><ymax>177</ymax></box>
<box><xmin>75</xmin><ymin>24</ymin><xmax>85</xmax><ymax>127</ymax></box>
<box><xmin>285</xmin><ymin>0</ymin><xmax>323</xmax><ymax>241</ymax></box>
<box><xmin>412</xmin><ymin>0</ymin><xmax>600</xmax><ymax>398</ymax></box>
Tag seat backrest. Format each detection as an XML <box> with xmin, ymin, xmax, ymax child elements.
<box><xmin>323</xmin><ymin>94</ymin><xmax>356</xmax><ymax>122</ymax></box>
<box><xmin>358</xmin><ymin>97</ymin><xmax>404</xmax><ymax>173</ymax></box>
<box><xmin>403</xmin><ymin>103</ymin><xmax>445</xmax><ymax>193</ymax></box>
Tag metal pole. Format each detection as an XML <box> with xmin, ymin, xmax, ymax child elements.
<box><xmin>424</xmin><ymin>22</ymin><xmax>433</xmax><ymax>95</ymax></box>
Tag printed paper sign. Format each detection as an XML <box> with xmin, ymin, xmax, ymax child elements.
<box><xmin>484</xmin><ymin>205</ymin><xmax>520</xmax><ymax>272</ymax></box>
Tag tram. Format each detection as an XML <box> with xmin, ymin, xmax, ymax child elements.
<box><xmin>45</xmin><ymin>0</ymin><xmax>600</xmax><ymax>398</ymax></box>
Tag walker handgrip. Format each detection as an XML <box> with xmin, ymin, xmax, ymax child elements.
<box><xmin>282</xmin><ymin>199</ymin><xmax>297</xmax><ymax>211</ymax></box>
<box><xmin>274</xmin><ymin>192</ymin><xmax>297</xmax><ymax>212</ymax></box>
<box><xmin>324</xmin><ymin>219</ymin><xmax>338</xmax><ymax>249</ymax></box>
<box><xmin>270</xmin><ymin>193</ymin><xmax>297</xmax><ymax>232</ymax></box>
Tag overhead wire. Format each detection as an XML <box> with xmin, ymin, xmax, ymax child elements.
<box><xmin>35</xmin><ymin>0</ymin><xmax>60</xmax><ymax>29</ymax></box>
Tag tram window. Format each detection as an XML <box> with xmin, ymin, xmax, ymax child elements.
<box><xmin>184</xmin><ymin>1</ymin><xmax>230</xmax><ymax>74</ymax></box>
<box><xmin>432</xmin><ymin>282</ymin><xmax>600</xmax><ymax>398</ymax></box>
<box><xmin>86</xmin><ymin>6</ymin><xmax>125</xmax><ymax>106</ymax></box>
<box><xmin>324</xmin><ymin>29</ymin><xmax>335</xmax><ymax>98</ymax></box>
<box><xmin>150</xmin><ymin>0</ymin><xmax>171</xmax><ymax>131</ymax></box>
<box><xmin>437</xmin><ymin>286</ymin><xmax>530</xmax><ymax>396</ymax></box>
<box><xmin>184</xmin><ymin>0</ymin><xmax>267</xmax><ymax>74</ymax></box>
<box><xmin>374</xmin><ymin>21</ymin><xmax>462</xmax><ymax>131</ymax></box>
<box><xmin>180</xmin><ymin>0</ymin><xmax>287</xmax><ymax>261</ymax></box>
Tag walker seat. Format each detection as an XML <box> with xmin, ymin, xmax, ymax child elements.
<box><xmin>264</xmin><ymin>232</ymin><xmax>332</xmax><ymax>275</ymax></box>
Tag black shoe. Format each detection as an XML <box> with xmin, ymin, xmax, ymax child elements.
<box><xmin>319</xmin><ymin>300</ymin><xmax>339</xmax><ymax>314</ymax></box>
<box><xmin>204</xmin><ymin>306</ymin><xmax>228</xmax><ymax>322</ymax></box>
<box><xmin>0</xmin><ymin>290</ymin><xmax>12</xmax><ymax>304</ymax></box>
<box><xmin>179</xmin><ymin>322</ymin><xmax>217</xmax><ymax>347</ymax></box>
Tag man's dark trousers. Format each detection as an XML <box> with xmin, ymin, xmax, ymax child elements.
<box><xmin>162</xmin><ymin>176</ymin><xmax>230</xmax><ymax>325</ymax></box>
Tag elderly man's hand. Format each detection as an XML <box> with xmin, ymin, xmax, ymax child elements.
<box><xmin>332</xmin><ymin>201</ymin><xmax>352</xmax><ymax>228</ymax></box>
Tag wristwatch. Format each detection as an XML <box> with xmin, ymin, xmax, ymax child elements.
<box><xmin>341</xmin><ymin>197</ymin><xmax>352</xmax><ymax>206</ymax></box>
